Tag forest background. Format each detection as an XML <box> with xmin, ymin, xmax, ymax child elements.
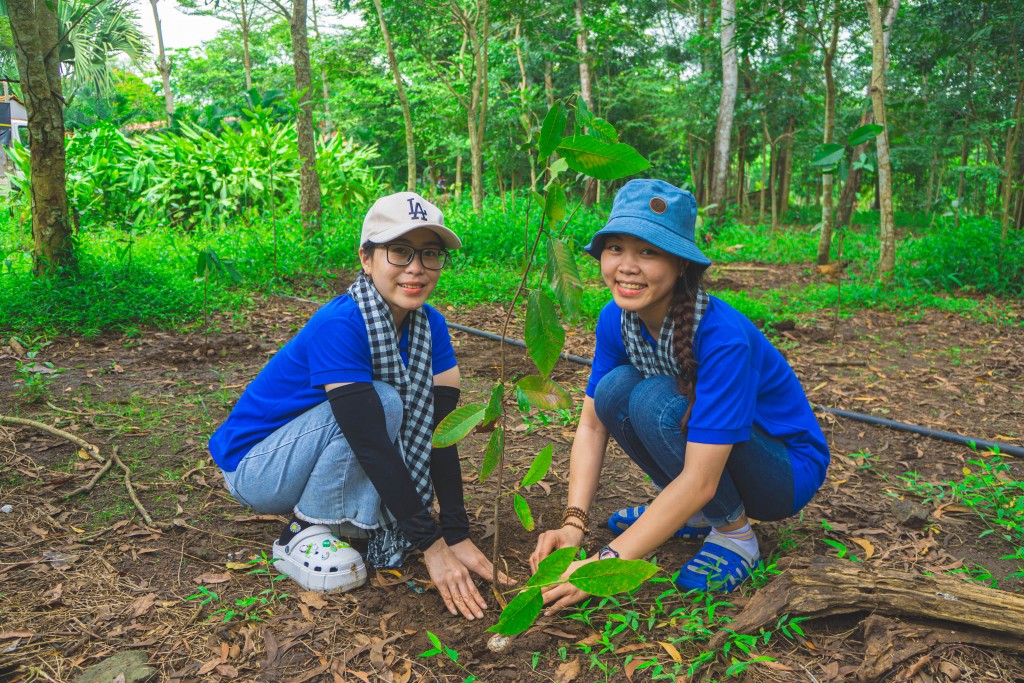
<box><xmin>1</xmin><ymin>0</ymin><xmax>1022</xmax><ymax>327</ymax></box>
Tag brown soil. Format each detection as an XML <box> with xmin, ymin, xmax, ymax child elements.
<box><xmin>2</xmin><ymin>263</ymin><xmax>1023</xmax><ymax>683</ymax></box>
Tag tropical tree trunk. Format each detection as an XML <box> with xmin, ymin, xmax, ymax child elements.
<box><xmin>837</xmin><ymin>109</ymin><xmax>871</xmax><ymax>226</ymax></box>
<box><xmin>374</xmin><ymin>0</ymin><xmax>417</xmax><ymax>191</ymax></box>
<box><xmin>777</xmin><ymin>117</ymin><xmax>795</xmax><ymax>220</ymax></box>
<box><xmin>149</xmin><ymin>0</ymin><xmax>175</xmax><ymax>123</ymax></box>
<box><xmin>575</xmin><ymin>0</ymin><xmax>598</xmax><ymax>207</ymax></box>
<box><xmin>955</xmin><ymin>136</ymin><xmax>969</xmax><ymax>225</ymax></box>
<box><xmin>866</xmin><ymin>0</ymin><xmax>898</xmax><ymax>277</ymax></box>
<box><xmin>817</xmin><ymin>4</ymin><xmax>841</xmax><ymax>266</ymax></box>
<box><xmin>240</xmin><ymin>0</ymin><xmax>253</xmax><ymax>90</ymax></box>
<box><xmin>710</xmin><ymin>0</ymin><xmax>737</xmax><ymax>213</ymax></box>
<box><xmin>464</xmin><ymin>0</ymin><xmax>489</xmax><ymax>213</ymax></box>
<box><xmin>513</xmin><ymin>21</ymin><xmax>537</xmax><ymax>190</ymax></box>
<box><xmin>290</xmin><ymin>0</ymin><xmax>323</xmax><ymax>232</ymax></box>
<box><xmin>455</xmin><ymin>154</ymin><xmax>463</xmax><ymax>203</ymax></box>
<box><xmin>7</xmin><ymin>0</ymin><xmax>74</xmax><ymax>276</ymax></box>
<box><xmin>1000</xmin><ymin>78</ymin><xmax>1024</xmax><ymax>237</ymax></box>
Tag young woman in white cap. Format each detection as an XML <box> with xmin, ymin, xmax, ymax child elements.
<box><xmin>210</xmin><ymin>192</ymin><xmax>505</xmax><ymax>620</ymax></box>
<box><xmin>530</xmin><ymin>179</ymin><xmax>829</xmax><ymax>610</ymax></box>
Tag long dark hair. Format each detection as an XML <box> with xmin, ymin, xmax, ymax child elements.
<box><xmin>669</xmin><ymin>265</ymin><xmax>706</xmax><ymax>429</ymax></box>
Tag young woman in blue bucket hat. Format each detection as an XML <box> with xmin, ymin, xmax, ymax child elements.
<box><xmin>530</xmin><ymin>179</ymin><xmax>829</xmax><ymax>610</ymax></box>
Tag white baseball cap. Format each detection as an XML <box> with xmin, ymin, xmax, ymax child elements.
<box><xmin>360</xmin><ymin>192</ymin><xmax>462</xmax><ymax>250</ymax></box>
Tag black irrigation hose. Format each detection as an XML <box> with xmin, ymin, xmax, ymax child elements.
<box><xmin>813</xmin><ymin>406</ymin><xmax>1024</xmax><ymax>458</ymax></box>
<box><xmin>448</xmin><ymin>320</ymin><xmax>1024</xmax><ymax>458</ymax></box>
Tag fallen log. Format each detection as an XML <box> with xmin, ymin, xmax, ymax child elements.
<box><xmin>858</xmin><ymin>614</ymin><xmax>1024</xmax><ymax>681</ymax></box>
<box><xmin>711</xmin><ymin>555</ymin><xmax>1024</xmax><ymax>647</ymax></box>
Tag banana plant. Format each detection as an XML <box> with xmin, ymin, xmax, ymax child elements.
<box><xmin>432</xmin><ymin>95</ymin><xmax>655</xmax><ymax>631</ymax></box>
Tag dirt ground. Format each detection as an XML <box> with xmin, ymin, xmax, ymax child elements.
<box><xmin>2</xmin><ymin>262</ymin><xmax>1024</xmax><ymax>683</ymax></box>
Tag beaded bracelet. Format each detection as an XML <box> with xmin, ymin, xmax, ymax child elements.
<box><xmin>562</xmin><ymin>519</ymin><xmax>587</xmax><ymax>535</ymax></box>
<box><xmin>562</xmin><ymin>505</ymin><xmax>590</xmax><ymax>527</ymax></box>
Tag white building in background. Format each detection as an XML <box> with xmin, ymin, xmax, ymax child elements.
<box><xmin>1</xmin><ymin>86</ymin><xmax>28</xmax><ymax>193</ymax></box>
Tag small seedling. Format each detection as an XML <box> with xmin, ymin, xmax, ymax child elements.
<box><xmin>11</xmin><ymin>336</ymin><xmax>65</xmax><ymax>403</ymax></box>
<box><xmin>419</xmin><ymin>631</ymin><xmax>476</xmax><ymax>682</ymax></box>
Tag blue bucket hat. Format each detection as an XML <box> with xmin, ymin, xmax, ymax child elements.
<box><xmin>584</xmin><ymin>179</ymin><xmax>711</xmax><ymax>267</ymax></box>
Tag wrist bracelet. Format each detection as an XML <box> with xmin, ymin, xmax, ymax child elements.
<box><xmin>562</xmin><ymin>505</ymin><xmax>590</xmax><ymax>527</ymax></box>
<box><xmin>597</xmin><ymin>545</ymin><xmax>620</xmax><ymax>560</ymax></box>
<box><xmin>562</xmin><ymin>519</ymin><xmax>587</xmax><ymax>535</ymax></box>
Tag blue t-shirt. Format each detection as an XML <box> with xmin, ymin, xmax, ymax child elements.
<box><xmin>209</xmin><ymin>296</ymin><xmax>457</xmax><ymax>472</ymax></box>
<box><xmin>587</xmin><ymin>296</ymin><xmax>829</xmax><ymax>512</ymax></box>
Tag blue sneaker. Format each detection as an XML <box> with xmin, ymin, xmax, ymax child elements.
<box><xmin>675</xmin><ymin>535</ymin><xmax>760</xmax><ymax>593</ymax></box>
<box><xmin>607</xmin><ymin>506</ymin><xmax>711</xmax><ymax>540</ymax></box>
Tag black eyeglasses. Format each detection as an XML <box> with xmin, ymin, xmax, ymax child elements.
<box><xmin>385</xmin><ymin>244</ymin><xmax>450</xmax><ymax>270</ymax></box>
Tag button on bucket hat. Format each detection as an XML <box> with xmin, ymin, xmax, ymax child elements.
<box><xmin>585</xmin><ymin>179</ymin><xmax>710</xmax><ymax>267</ymax></box>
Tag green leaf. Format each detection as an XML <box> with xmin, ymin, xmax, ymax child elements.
<box><xmin>432</xmin><ymin>403</ymin><xmax>486</xmax><ymax>448</ymax></box>
<box><xmin>426</xmin><ymin>631</ymin><xmax>443</xmax><ymax>650</ymax></box>
<box><xmin>539</xmin><ymin>102</ymin><xmax>567</xmax><ymax>161</ymax></box>
<box><xmin>810</xmin><ymin>143</ymin><xmax>845</xmax><ymax>168</ymax></box>
<box><xmin>479</xmin><ymin>426</ymin><xmax>504</xmax><ymax>482</ymax></box>
<box><xmin>515</xmin><ymin>375</ymin><xmax>573</xmax><ymax>410</ymax></box>
<box><xmin>516</xmin><ymin>385</ymin><xmax>531</xmax><ymax>413</ymax></box>
<box><xmin>588</xmin><ymin>117</ymin><xmax>619</xmax><ymax>144</ymax></box>
<box><xmin>556</xmin><ymin>136</ymin><xmax>650</xmax><ymax>181</ymax></box>
<box><xmin>483</xmin><ymin>382</ymin><xmax>503</xmax><ymax>426</ymax></box>
<box><xmin>848</xmin><ymin>123</ymin><xmax>884</xmax><ymax>146</ymax></box>
<box><xmin>488</xmin><ymin>586</ymin><xmax>543</xmax><ymax>636</ymax></box>
<box><xmin>573</xmin><ymin>96</ymin><xmax>593</xmax><ymax>135</ymax></box>
<box><xmin>520</xmin><ymin>444</ymin><xmax>553</xmax><ymax>488</ymax></box>
<box><xmin>514</xmin><ymin>493</ymin><xmax>535</xmax><ymax>531</ymax></box>
<box><xmin>543</xmin><ymin>184</ymin><xmax>567</xmax><ymax>227</ymax></box>
<box><xmin>526</xmin><ymin>546</ymin><xmax>581</xmax><ymax>588</ymax></box>
<box><xmin>419</xmin><ymin>648</ymin><xmax>441</xmax><ymax>658</ymax></box>
<box><xmin>546</xmin><ymin>237</ymin><xmax>583</xmax><ymax>319</ymax></box>
<box><xmin>548</xmin><ymin>157</ymin><xmax>569</xmax><ymax>178</ymax></box>
<box><xmin>568</xmin><ymin>558</ymin><xmax>659</xmax><ymax>596</ymax></box>
<box><xmin>525</xmin><ymin>290</ymin><xmax>565</xmax><ymax>377</ymax></box>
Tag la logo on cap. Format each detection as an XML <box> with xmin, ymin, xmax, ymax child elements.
<box><xmin>407</xmin><ymin>198</ymin><xmax>429</xmax><ymax>221</ymax></box>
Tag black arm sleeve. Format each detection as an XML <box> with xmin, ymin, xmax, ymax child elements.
<box><xmin>430</xmin><ymin>385</ymin><xmax>471</xmax><ymax>545</ymax></box>
<box><xmin>328</xmin><ymin>384</ymin><xmax>441</xmax><ymax>552</ymax></box>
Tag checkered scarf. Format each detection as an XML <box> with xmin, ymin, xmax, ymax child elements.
<box><xmin>621</xmin><ymin>288</ymin><xmax>709</xmax><ymax>380</ymax></box>
<box><xmin>349</xmin><ymin>273</ymin><xmax>435</xmax><ymax>568</ymax></box>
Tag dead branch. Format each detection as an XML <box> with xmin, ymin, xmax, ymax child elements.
<box><xmin>0</xmin><ymin>414</ymin><xmax>104</xmax><ymax>464</ymax></box>
<box><xmin>0</xmin><ymin>415</ymin><xmax>156</xmax><ymax>526</ymax></box>
<box><xmin>710</xmin><ymin>556</ymin><xmax>1024</xmax><ymax>652</ymax></box>
<box><xmin>109</xmin><ymin>447</ymin><xmax>155</xmax><ymax>527</ymax></box>
<box><xmin>63</xmin><ymin>457</ymin><xmax>114</xmax><ymax>499</ymax></box>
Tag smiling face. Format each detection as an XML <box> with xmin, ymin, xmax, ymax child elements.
<box><xmin>359</xmin><ymin>227</ymin><xmax>444</xmax><ymax>329</ymax></box>
<box><xmin>599</xmin><ymin>234</ymin><xmax>686</xmax><ymax>334</ymax></box>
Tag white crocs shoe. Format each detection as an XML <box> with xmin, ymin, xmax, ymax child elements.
<box><xmin>272</xmin><ymin>524</ymin><xmax>367</xmax><ymax>592</ymax></box>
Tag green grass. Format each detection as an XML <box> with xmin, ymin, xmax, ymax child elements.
<box><xmin>2</xmin><ymin>195</ymin><xmax>1021</xmax><ymax>338</ymax></box>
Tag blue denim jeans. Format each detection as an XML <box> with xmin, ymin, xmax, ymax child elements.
<box><xmin>222</xmin><ymin>382</ymin><xmax>401</xmax><ymax>536</ymax></box>
<box><xmin>594</xmin><ymin>365</ymin><xmax>795</xmax><ymax>526</ymax></box>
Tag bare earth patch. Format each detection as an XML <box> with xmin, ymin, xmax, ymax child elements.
<box><xmin>2</xmin><ymin>264</ymin><xmax>1023</xmax><ymax>682</ymax></box>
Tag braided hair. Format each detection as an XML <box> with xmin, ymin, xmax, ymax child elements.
<box><xmin>669</xmin><ymin>265</ymin><xmax>706</xmax><ymax>429</ymax></box>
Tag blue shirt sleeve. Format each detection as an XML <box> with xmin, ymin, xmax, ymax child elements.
<box><xmin>307</xmin><ymin>306</ymin><xmax>374</xmax><ymax>388</ymax></box>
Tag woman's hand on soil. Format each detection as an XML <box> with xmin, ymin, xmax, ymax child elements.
<box><xmin>423</xmin><ymin>539</ymin><xmax>487</xmax><ymax>620</ymax></box>
<box><xmin>539</xmin><ymin>556</ymin><xmax>596</xmax><ymax>615</ymax></box>
<box><xmin>529</xmin><ymin>525</ymin><xmax>586</xmax><ymax>573</ymax></box>
<box><xmin>448</xmin><ymin>538</ymin><xmax>514</xmax><ymax>585</ymax></box>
